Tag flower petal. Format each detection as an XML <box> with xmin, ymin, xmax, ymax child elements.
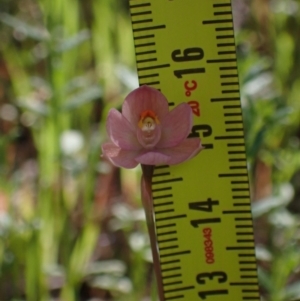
<box><xmin>107</xmin><ymin>109</ymin><xmax>141</xmax><ymax>150</ymax></box>
<box><xmin>102</xmin><ymin>142</ymin><xmax>140</xmax><ymax>169</ymax></box>
<box><xmin>135</xmin><ymin>151</ymin><xmax>170</xmax><ymax>165</ymax></box>
<box><xmin>122</xmin><ymin>85</ymin><xmax>169</xmax><ymax>126</ymax></box>
<box><xmin>157</xmin><ymin>103</ymin><xmax>193</xmax><ymax>148</ymax></box>
<box><xmin>158</xmin><ymin>138</ymin><xmax>202</xmax><ymax>165</ymax></box>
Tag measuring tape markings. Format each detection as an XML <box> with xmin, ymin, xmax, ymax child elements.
<box><xmin>130</xmin><ymin>0</ymin><xmax>260</xmax><ymax>300</ymax></box>
<box><xmin>194</xmin><ymin>8</ymin><xmax>260</xmax><ymax>288</ymax></box>
<box><xmin>203</xmin><ymin>5</ymin><xmax>257</xmax><ymax>284</ymax></box>
<box><xmin>130</xmin><ymin>0</ymin><xmax>170</xmax><ymax>95</ymax></box>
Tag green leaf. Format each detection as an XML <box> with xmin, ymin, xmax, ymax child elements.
<box><xmin>17</xmin><ymin>99</ymin><xmax>49</xmax><ymax>116</ymax></box>
<box><xmin>55</xmin><ymin>29</ymin><xmax>91</xmax><ymax>53</ymax></box>
<box><xmin>257</xmin><ymin>266</ymin><xmax>272</xmax><ymax>293</ymax></box>
<box><xmin>61</xmin><ymin>86</ymin><xmax>102</xmax><ymax>112</ymax></box>
<box><xmin>284</xmin><ymin>281</ymin><xmax>300</xmax><ymax>300</ymax></box>
<box><xmin>0</xmin><ymin>13</ymin><xmax>49</xmax><ymax>41</ymax></box>
<box><xmin>252</xmin><ymin>183</ymin><xmax>294</xmax><ymax>218</ymax></box>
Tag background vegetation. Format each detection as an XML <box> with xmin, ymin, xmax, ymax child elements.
<box><xmin>0</xmin><ymin>0</ymin><xmax>299</xmax><ymax>300</ymax></box>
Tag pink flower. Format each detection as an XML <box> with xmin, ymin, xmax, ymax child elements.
<box><xmin>102</xmin><ymin>85</ymin><xmax>202</xmax><ymax>168</ymax></box>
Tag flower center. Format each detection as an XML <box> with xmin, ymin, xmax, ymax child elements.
<box><xmin>138</xmin><ymin>110</ymin><xmax>160</xmax><ymax>132</ymax></box>
<box><xmin>137</xmin><ymin>110</ymin><xmax>161</xmax><ymax>149</ymax></box>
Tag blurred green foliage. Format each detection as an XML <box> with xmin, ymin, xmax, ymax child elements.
<box><xmin>237</xmin><ymin>1</ymin><xmax>300</xmax><ymax>300</ymax></box>
<box><xmin>0</xmin><ymin>0</ymin><xmax>299</xmax><ymax>300</ymax></box>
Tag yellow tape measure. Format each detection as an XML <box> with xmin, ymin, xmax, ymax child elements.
<box><xmin>129</xmin><ymin>0</ymin><xmax>260</xmax><ymax>300</ymax></box>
